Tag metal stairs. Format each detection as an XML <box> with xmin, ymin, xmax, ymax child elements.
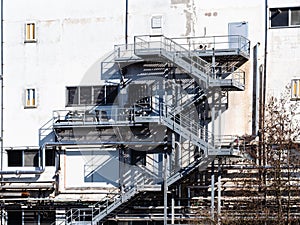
<box><xmin>160</xmin><ymin>103</ymin><xmax>213</xmax><ymax>156</ymax></box>
<box><xmin>59</xmin><ymin>148</ymin><xmax>210</xmax><ymax>225</ymax></box>
<box><xmin>48</xmin><ymin>34</ymin><xmax>249</xmax><ymax>224</ymax></box>
<box><xmin>134</xmin><ymin>35</ymin><xmax>212</xmax><ymax>86</ymax></box>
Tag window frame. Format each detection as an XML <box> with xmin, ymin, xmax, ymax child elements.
<box><xmin>66</xmin><ymin>85</ymin><xmax>119</xmax><ymax>107</ymax></box>
<box><xmin>24</xmin><ymin>22</ymin><xmax>37</xmax><ymax>43</ymax></box>
<box><xmin>270</xmin><ymin>7</ymin><xmax>300</xmax><ymax>28</ymax></box>
<box><xmin>7</xmin><ymin>149</ymin><xmax>39</xmax><ymax>167</ymax></box>
<box><xmin>24</xmin><ymin>88</ymin><xmax>37</xmax><ymax>108</ymax></box>
<box><xmin>291</xmin><ymin>79</ymin><xmax>300</xmax><ymax>101</ymax></box>
<box><xmin>151</xmin><ymin>15</ymin><xmax>162</xmax><ymax>29</ymax></box>
<box><xmin>7</xmin><ymin>148</ymin><xmax>56</xmax><ymax>167</ymax></box>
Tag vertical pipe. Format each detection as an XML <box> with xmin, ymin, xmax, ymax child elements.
<box><xmin>163</xmin><ymin>153</ymin><xmax>168</xmax><ymax>225</ymax></box>
<box><xmin>217</xmin><ymin>158</ymin><xmax>222</xmax><ymax>223</ymax></box>
<box><xmin>187</xmin><ymin>187</ymin><xmax>190</xmax><ymax>207</ymax></box>
<box><xmin>0</xmin><ymin>0</ymin><xmax>4</xmax><ymax>178</ymax></box>
<box><xmin>211</xmin><ymin>160</ymin><xmax>215</xmax><ymax>220</ymax></box>
<box><xmin>125</xmin><ymin>0</ymin><xmax>128</xmax><ymax>47</ymax></box>
<box><xmin>252</xmin><ymin>44</ymin><xmax>260</xmax><ymax>136</ymax></box>
<box><xmin>171</xmin><ymin>197</ymin><xmax>175</xmax><ymax>224</ymax></box>
<box><xmin>262</xmin><ymin>0</ymin><xmax>268</xmax><ymax>167</ymax></box>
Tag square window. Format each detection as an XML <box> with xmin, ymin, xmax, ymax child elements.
<box><xmin>7</xmin><ymin>151</ymin><xmax>22</xmax><ymax>167</ymax></box>
<box><xmin>25</xmin><ymin>22</ymin><xmax>36</xmax><ymax>42</ymax></box>
<box><xmin>24</xmin><ymin>150</ymin><xmax>39</xmax><ymax>167</ymax></box>
<box><xmin>291</xmin><ymin>8</ymin><xmax>300</xmax><ymax>26</ymax></box>
<box><xmin>25</xmin><ymin>88</ymin><xmax>36</xmax><ymax>108</ymax></box>
<box><xmin>151</xmin><ymin>16</ymin><xmax>162</xmax><ymax>29</ymax></box>
<box><xmin>270</xmin><ymin>8</ymin><xmax>289</xmax><ymax>27</ymax></box>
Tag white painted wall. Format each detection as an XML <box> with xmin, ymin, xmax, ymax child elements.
<box><xmin>1</xmin><ymin>0</ymin><xmax>300</xmax><ymax>185</ymax></box>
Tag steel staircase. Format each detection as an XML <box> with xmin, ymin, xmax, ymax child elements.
<box><xmin>134</xmin><ymin>35</ymin><xmax>212</xmax><ymax>86</ymax></box>
<box><xmin>159</xmin><ymin>103</ymin><xmax>213</xmax><ymax>156</ymax></box>
<box><xmin>49</xmin><ymin>34</ymin><xmax>249</xmax><ymax>224</ymax></box>
<box><xmin>58</xmin><ymin>142</ymin><xmax>211</xmax><ymax>225</ymax></box>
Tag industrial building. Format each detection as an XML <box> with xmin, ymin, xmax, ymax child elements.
<box><xmin>0</xmin><ymin>0</ymin><xmax>300</xmax><ymax>224</ymax></box>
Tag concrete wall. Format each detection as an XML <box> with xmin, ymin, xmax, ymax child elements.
<box><xmin>1</xmin><ymin>0</ymin><xmax>300</xmax><ymax>185</ymax></box>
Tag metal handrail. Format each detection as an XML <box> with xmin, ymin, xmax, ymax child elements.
<box><xmin>134</xmin><ymin>35</ymin><xmax>212</xmax><ymax>82</ymax></box>
<box><xmin>171</xmin><ymin>35</ymin><xmax>250</xmax><ymax>57</ymax></box>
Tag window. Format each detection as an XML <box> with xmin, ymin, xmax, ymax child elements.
<box><xmin>67</xmin><ymin>87</ymin><xmax>79</xmax><ymax>105</ymax></box>
<box><xmin>25</xmin><ymin>88</ymin><xmax>36</xmax><ymax>108</ymax></box>
<box><xmin>66</xmin><ymin>85</ymin><xmax>119</xmax><ymax>106</ymax></box>
<box><xmin>45</xmin><ymin>148</ymin><xmax>56</xmax><ymax>166</ymax></box>
<box><xmin>25</xmin><ymin>22</ymin><xmax>36</xmax><ymax>42</ymax></box>
<box><xmin>7</xmin><ymin>151</ymin><xmax>22</xmax><ymax>167</ymax></box>
<box><xmin>151</xmin><ymin>16</ymin><xmax>162</xmax><ymax>29</ymax></box>
<box><xmin>291</xmin><ymin>79</ymin><xmax>300</xmax><ymax>100</ymax></box>
<box><xmin>7</xmin><ymin>150</ymin><xmax>39</xmax><ymax>167</ymax></box>
<box><xmin>270</xmin><ymin>7</ymin><xmax>300</xmax><ymax>28</ymax></box>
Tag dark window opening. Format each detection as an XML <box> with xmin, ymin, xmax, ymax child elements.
<box><xmin>7</xmin><ymin>149</ymin><xmax>39</xmax><ymax>167</ymax></box>
<box><xmin>106</xmin><ymin>85</ymin><xmax>118</xmax><ymax>104</ymax></box>
<box><xmin>8</xmin><ymin>151</ymin><xmax>22</xmax><ymax>167</ymax></box>
<box><xmin>270</xmin><ymin>8</ymin><xmax>288</xmax><ymax>27</ymax></box>
<box><xmin>67</xmin><ymin>87</ymin><xmax>78</xmax><ymax>105</ymax></box>
<box><xmin>270</xmin><ymin>7</ymin><xmax>300</xmax><ymax>27</ymax></box>
<box><xmin>7</xmin><ymin>211</ymin><xmax>22</xmax><ymax>225</ymax></box>
<box><xmin>66</xmin><ymin>85</ymin><xmax>119</xmax><ymax>106</ymax></box>
<box><xmin>93</xmin><ymin>86</ymin><xmax>105</xmax><ymax>105</ymax></box>
<box><xmin>46</xmin><ymin>148</ymin><xmax>56</xmax><ymax>166</ymax></box>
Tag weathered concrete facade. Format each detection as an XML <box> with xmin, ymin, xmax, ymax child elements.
<box><xmin>0</xmin><ymin>0</ymin><xmax>299</xmax><ymax>224</ymax></box>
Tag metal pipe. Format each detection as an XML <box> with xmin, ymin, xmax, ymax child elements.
<box><xmin>0</xmin><ymin>0</ymin><xmax>4</xmax><ymax>181</ymax></box>
<box><xmin>163</xmin><ymin>153</ymin><xmax>168</xmax><ymax>225</ymax></box>
<box><xmin>211</xmin><ymin>160</ymin><xmax>215</xmax><ymax>220</ymax></box>
<box><xmin>217</xmin><ymin>158</ymin><xmax>221</xmax><ymax>222</ymax></box>
<box><xmin>125</xmin><ymin>0</ymin><xmax>128</xmax><ymax>47</ymax></box>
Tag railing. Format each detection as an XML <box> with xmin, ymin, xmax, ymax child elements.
<box><xmin>171</xmin><ymin>35</ymin><xmax>250</xmax><ymax>58</ymax></box>
<box><xmin>209</xmin><ymin>65</ymin><xmax>245</xmax><ymax>90</ymax></box>
<box><xmin>114</xmin><ymin>44</ymin><xmax>141</xmax><ymax>61</ymax></box>
<box><xmin>52</xmin><ymin>106</ymin><xmax>159</xmax><ymax>127</ymax></box>
<box><xmin>134</xmin><ymin>35</ymin><xmax>212</xmax><ymax>83</ymax></box>
<box><xmin>39</xmin><ymin>118</ymin><xmax>55</xmax><ymax>145</ymax></box>
<box><xmin>214</xmin><ymin>135</ymin><xmax>245</xmax><ymax>151</ymax></box>
<box><xmin>160</xmin><ymin>103</ymin><xmax>214</xmax><ymax>156</ymax></box>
